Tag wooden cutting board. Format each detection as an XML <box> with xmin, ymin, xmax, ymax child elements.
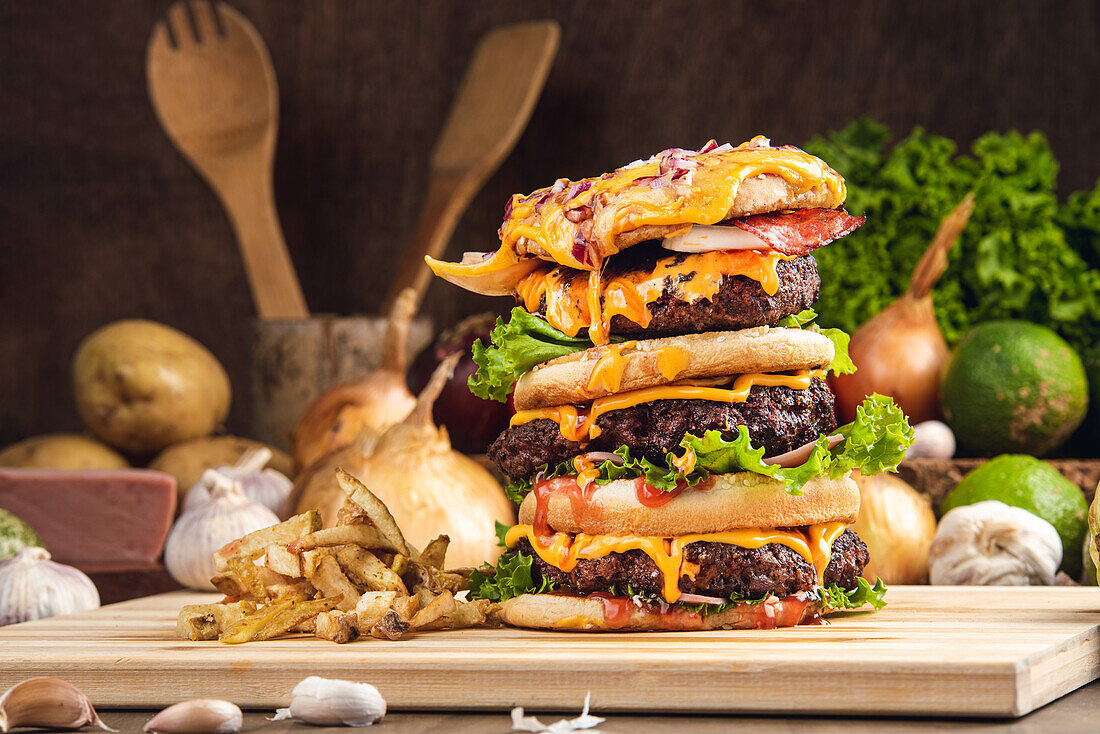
<box><xmin>2</xmin><ymin>587</ymin><xmax>1099</xmax><ymax>718</ymax></box>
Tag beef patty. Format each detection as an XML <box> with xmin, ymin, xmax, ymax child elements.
<box><xmin>512</xmin><ymin>529</ymin><xmax>868</xmax><ymax>600</ymax></box>
<box><xmin>531</xmin><ymin>247</ymin><xmax>820</xmax><ymax>338</ymax></box>
<box><xmin>490</xmin><ymin>378</ymin><xmax>837</xmax><ymax>481</ymax></box>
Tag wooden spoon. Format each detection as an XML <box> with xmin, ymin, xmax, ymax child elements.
<box><xmin>146</xmin><ymin>1</ymin><xmax>308</xmax><ymax>319</ymax></box>
<box><xmin>382</xmin><ymin>21</ymin><xmax>560</xmax><ymax>313</ymax></box>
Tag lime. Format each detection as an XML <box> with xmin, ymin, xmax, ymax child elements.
<box><xmin>0</xmin><ymin>509</ymin><xmax>42</xmax><ymax>560</ymax></box>
<box><xmin>942</xmin><ymin>455</ymin><xmax>1087</xmax><ymax>575</ymax></box>
<box><xmin>940</xmin><ymin>320</ymin><xmax>1088</xmax><ymax>456</ymax></box>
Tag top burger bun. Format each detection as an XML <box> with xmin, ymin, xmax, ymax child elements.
<box><xmin>517</xmin><ymin>473</ymin><xmax>860</xmax><ymax>536</ymax></box>
<box><xmin>513</xmin><ymin>326</ymin><xmax>834</xmax><ymax>411</ymax></box>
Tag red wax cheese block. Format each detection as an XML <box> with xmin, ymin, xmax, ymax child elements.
<box><xmin>0</xmin><ymin>469</ymin><xmax>177</xmax><ymax>565</ymax></box>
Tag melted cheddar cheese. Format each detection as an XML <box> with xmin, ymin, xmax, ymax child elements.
<box><xmin>425</xmin><ymin>137</ymin><xmax>846</xmax><ymax>295</ymax></box>
<box><xmin>505</xmin><ymin>523</ymin><xmax>845</xmax><ymax>603</ymax></box>
<box><xmin>510</xmin><ymin>368</ymin><xmax>828</xmax><ymax>444</ymax></box>
<box><xmin>516</xmin><ymin>249</ymin><xmax>796</xmax><ymax>344</ymax></box>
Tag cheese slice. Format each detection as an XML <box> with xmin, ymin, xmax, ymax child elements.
<box><xmin>505</xmin><ymin>523</ymin><xmax>843</xmax><ymax>603</ymax></box>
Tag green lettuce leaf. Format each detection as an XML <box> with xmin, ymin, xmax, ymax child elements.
<box><xmin>823</xmin><ymin>577</ymin><xmax>888</xmax><ymax>611</ymax></box>
<box><xmin>776</xmin><ymin>308</ymin><xmax>855</xmax><ymax>375</ymax></box>
<box><xmin>468</xmin><ymin>551</ymin><xmax>554</xmax><ymax>602</ymax></box>
<box><xmin>469</xmin><ymin>308</ymin><xmax>594</xmax><ymax>402</ymax></box>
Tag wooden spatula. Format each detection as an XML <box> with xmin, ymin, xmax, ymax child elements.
<box><xmin>147</xmin><ymin>1</ymin><xmax>308</xmax><ymax>320</ymax></box>
<box><xmin>382</xmin><ymin>21</ymin><xmax>560</xmax><ymax>313</ymax></box>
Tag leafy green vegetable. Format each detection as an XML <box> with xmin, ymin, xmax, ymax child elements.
<box><xmin>469</xmin><ymin>309</ymin><xmax>596</xmax><ymax>402</ymax></box>
<box><xmin>504</xmin><ymin>394</ymin><xmax>913</xmax><ymax>500</ymax></box>
<box><xmin>468</xmin><ymin>551</ymin><xmax>554</xmax><ymax>602</ymax></box>
<box><xmin>493</xmin><ymin>520</ymin><xmax>510</xmax><ymax>548</ymax></box>
<box><xmin>823</xmin><ymin>577</ymin><xmax>888</xmax><ymax>612</ymax></box>
<box><xmin>805</xmin><ymin>120</ymin><xmax>1100</xmax><ymax>356</ymax></box>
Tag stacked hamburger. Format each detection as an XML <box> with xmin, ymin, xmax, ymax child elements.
<box><xmin>427</xmin><ymin>137</ymin><xmax>913</xmax><ymax>631</ymax></box>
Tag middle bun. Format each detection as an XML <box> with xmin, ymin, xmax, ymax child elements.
<box><xmin>513</xmin><ymin>326</ymin><xmax>833</xmax><ymax>411</ymax></box>
<box><xmin>517</xmin><ymin>473</ymin><xmax>859</xmax><ymax>536</ymax></box>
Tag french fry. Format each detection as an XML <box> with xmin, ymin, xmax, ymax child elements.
<box><xmin>220</xmin><ymin>596</ymin><xmax>342</xmax><ymax>644</ymax></box>
<box><xmin>214</xmin><ymin>511</ymin><xmax>320</xmax><ymax>572</ymax></box>
<box><xmin>336</xmin><ymin>497</ymin><xmax>372</xmax><ymax>527</ymax></box>
<box><xmin>418</xmin><ymin>599</ymin><xmax>493</xmax><ymax>631</ymax></box>
<box><xmin>288</xmin><ymin>525</ymin><xmax>401</xmax><ymax>555</ymax></box>
<box><xmin>408</xmin><ymin>566</ymin><xmax>469</xmax><ymax>594</ymax></box>
<box><xmin>267</xmin><ymin>580</ymin><xmax>316</xmax><ymax>601</ymax></box>
<box><xmin>315</xmin><ymin>610</ymin><xmax>360</xmax><ymax>644</ymax></box>
<box><xmin>418</xmin><ymin>535</ymin><xmax>450</xmax><ymax>570</ymax></box>
<box><xmin>389</xmin><ymin>593</ymin><xmax>420</xmax><ymax>624</ymax></box>
<box><xmin>300</xmin><ymin>548</ymin><xmax>337</xmax><ymax>578</ymax></box>
<box><xmin>336</xmin><ymin>546</ymin><xmax>408</xmax><ymax>593</ymax></box>
<box><xmin>370</xmin><ymin>609</ymin><xmax>409</xmax><ymax>640</ymax></box>
<box><xmin>177</xmin><ymin>601</ymin><xmax>256</xmax><ymax>641</ymax></box>
<box><xmin>336</xmin><ymin>468</ymin><xmax>411</xmax><ymax>557</ymax></box>
<box><xmin>265</xmin><ymin>543</ymin><xmax>302</xmax><ymax>577</ymax></box>
<box><xmin>410</xmin><ymin>591</ymin><xmax>457</xmax><ymax>628</ymax></box>
<box><xmin>390</xmin><ymin>553</ymin><xmax>410</xmax><ymax>578</ymax></box>
<box><xmin>354</xmin><ymin>591</ymin><xmax>399</xmax><ymax>629</ymax></box>
<box><xmin>310</xmin><ymin>556</ymin><xmax>361</xmax><ymax>611</ymax></box>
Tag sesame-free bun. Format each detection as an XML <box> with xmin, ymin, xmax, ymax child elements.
<box><xmin>497</xmin><ymin>591</ymin><xmax>820</xmax><ymax>631</ymax></box>
<box><xmin>512</xmin><ymin>326</ymin><xmax>833</xmax><ymax>411</ymax></box>
<box><xmin>517</xmin><ymin>473</ymin><xmax>859</xmax><ymax>536</ymax></box>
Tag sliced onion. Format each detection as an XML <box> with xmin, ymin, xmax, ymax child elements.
<box><xmin>662</xmin><ymin>224</ymin><xmax>769</xmax><ymax>253</ymax></box>
<box><xmin>763</xmin><ymin>434</ymin><xmax>844</xmax><ymax>468</ymax></box>
<box><xmin>578</xmin><ymin>451</ymin><xmax>624</xmax><ymax>466</ymax></box>
<box><xmin>677</xmin><ymin>592</ymin><xmax>729</xmax><ymax>605</ymax></box>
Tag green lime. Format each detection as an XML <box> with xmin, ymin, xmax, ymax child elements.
<box><xmin>940</xmin><ymin>320</ymin><xmax>1088</xmax><ymax>456</ymax></box>
<box><xmin>942</xmin><ymin>455</ymin><xmax>1087</xmax><ymax>575</ymax></box>
<box><xmin>0</xmin><ymin>508</ymin><xmax>42</xmax><ymax>560</ymax></box>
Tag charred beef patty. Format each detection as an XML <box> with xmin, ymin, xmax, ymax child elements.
<box><xmin>531</xmin><ymin>247</ymin><xmax>820</xmax><ymax>338</ymax></box>
<box><xmin>490</xmin><ymin>378</ymin><xmax>837</xmax><ymax>481</ymax></box>
<box><xmin>512</xmin><ymin>529</ymin><xmax>868</xmax><ymax>600</ymax></box>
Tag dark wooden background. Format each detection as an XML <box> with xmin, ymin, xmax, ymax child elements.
<box><xmin>1</xmin><ymin>0</ymin><xmax>1097</xmax><ymax>448</ymax></box>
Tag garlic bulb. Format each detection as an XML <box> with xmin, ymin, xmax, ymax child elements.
<box><xmin>850</xmin><ymin>471</ymin><xmax>937</xmax><ymax>584</ymax></box>
<box><xmin>270</xmin><ymin>677</ymin><xmax>385</xmax><ymax>726</ymax></box>
<box><xmin>929</xmin><ymin>500</ymin><xmax>1062</xmax><ymax>585</ymax></box>
<box><xmin>905</xmin><ymin>420</ymin><xmax>956</xmax><ymax>460</ymax></box>
<box><xmin>0</xmin><ymin>548</ymin><xmax>100</xmax><ymax>626</ymax></box>
<box><xmin>286</xmin><ymin>355</ymin><xmax>515</xmax><ymax>567</ymax></box>
<box><xmin>165</xmin><ymin>469</ymin><xmax>279</xmax><ymax>590</ymax></box>
<box><xmin>182</xmin><ymin>448</ymin><xmax>293</xmax><ymax>515</ymax></box>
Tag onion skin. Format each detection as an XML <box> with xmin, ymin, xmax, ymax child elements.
<box><xmin>833</xmin><ymin>297</ymin><xmax>949</xmax><ymax>425</ymax></box>
<box><xmin>286</xmin><ymin>355</ymin><xmax>514</xmax><ymax>566</ymax></box>
<box><xmin>832</xmin><ymin>194</ymin><xmax>973</xmax><ymax>425</ymax></box>
<box><xmin>291</xmin><ymin>290</ymin><xmax>418</xmax><ymax>473</ymax></box>
<box><xmin>850</xmin><ymin>471</ymin><xmax>937</xmax><ymax>585</ymax></box>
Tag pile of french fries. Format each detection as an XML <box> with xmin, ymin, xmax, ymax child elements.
<box><xmin>177</xmin><ymin>468</ymin><xmax>494</xmax><ymax>644</ymax></box>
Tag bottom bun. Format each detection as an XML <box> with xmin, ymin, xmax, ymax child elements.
<box><xmin>498</xmin><ymin>593</ymin><xmax>822</xmax><ymax>632</ymax></box>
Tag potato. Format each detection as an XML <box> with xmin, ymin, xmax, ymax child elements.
<box><xmin>73</xmin><ymin>320</ymin><xmax>231</xmax><ymax>455</ymax></box>
<box><xmin>150</xmin><ymin>435</ymin><xmax>293</xmax><ymax>503</ymax></box>
<box><xmin>0</xmin><ymin>433</ymin><xmax>129</xmax><ymax>470</ymax></box>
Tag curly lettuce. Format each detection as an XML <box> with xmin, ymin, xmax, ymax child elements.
<box><xmin>823</xmin><ymin>577</ymin><xmax>888</xmax><ymax>612</ymax></box>
<box><xmin>505</xmin><ymin>394</ymin><xmax>913</xmax><ymax>500</ymax></box>
<box><xmin>805</xmin><ymin>120</ymin><xmax>1100</xmax><ymax>356</ymax></box>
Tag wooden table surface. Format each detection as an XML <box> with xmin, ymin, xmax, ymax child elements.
<box><xmin>98</xmin><ymin>680</ymin><xmax>1100</xmax><ymax>733</ymax></box>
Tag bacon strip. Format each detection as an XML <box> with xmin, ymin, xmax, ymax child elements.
<box><xmin>733</xmin><ymin>208</ymin><xmax>866</xmax><ymax>256</ymax></box>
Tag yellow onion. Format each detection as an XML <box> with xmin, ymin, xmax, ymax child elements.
<box><xmin>290</xmin><ymin>290</ymin><xmax>419</xmax><ymax>473</ymax></box>
<box><xmin>833</xmin><ymin>195</ymin><xmax>973</xmax><ymax>424</ymax></box>
<box><xmin>850</xmin><ymin>471</ymin><xmax>937</xmax><ymax>585</ymax></box>
<box><xmin>285</xmin><ymin>354</ymin><xmax>514</xmax><ymax>567</ymax></box>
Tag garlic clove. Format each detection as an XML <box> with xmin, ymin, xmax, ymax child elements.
<box><xmin>144</xmin><ymin>699</ymin><xmax>242</xmax><ymax>734</ymax></box>
<box><xmin>0</xmin><ymin>677</ymin><xmax>116</xmax><ymax>733</ymax></box>
<box><xmin>270</xmin><ymin>676</ymin><xmax>385</xmax><ymax>727</ymax></box>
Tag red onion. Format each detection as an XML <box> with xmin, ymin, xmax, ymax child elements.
<box><xmin>677</xmin><ymin>592</ymin><xmax>728</xmax><ymax>605</ymax></box>
<box><xmin>577</xmin><ymin>451</ymin><xmax>625</xmax><ymax>466</ymax></box>
<box><xmin>764</xmin><ymin>435</ymin><xmax>844</xmax><ymax>468</ymax></box>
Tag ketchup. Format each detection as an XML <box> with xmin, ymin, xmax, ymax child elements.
<box><xmin>586</xmin><ymin>592</ymin><xmax>632</xmax><ymax>629</ymax></box>
<box><xmin>633</xmin><ymin>476</ymin><xmax>688</xmax><ymax>508</ymax></box>
<box><xmin>531</xmin><ymin>475</ymin><xmax>601</xmax><ymax>543</ymax></box>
